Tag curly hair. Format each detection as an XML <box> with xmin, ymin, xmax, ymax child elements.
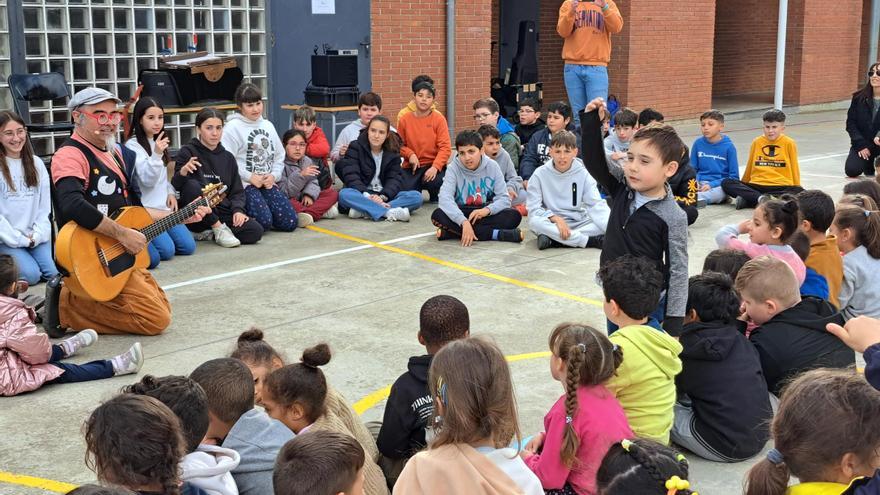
<box><xmin>264</xmin><ymin>344</ymin><xmax>332</xmax><ymax>424</ymax></box>
<box><xmin>597</xmin><ymin>439</ymin><xmax>694</xmax><ymax>494</ymax></box>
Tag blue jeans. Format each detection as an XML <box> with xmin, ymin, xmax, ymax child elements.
<box><xmin>245</xmin><ymin>185</ymin><xmax>297</xmax><ymax>232</ymax></box>
<box><xmin>697</xmin><ymin>183</ymin><xmax>729</xmax><ymax>204</ymax></box>
<box><xmin>0</xmin><ymin>242</ymin><xmax>59</xmax><ymax>284</ymax></box>
<box><xmin>46</xmin><ymin>345</ymin><xmax>114</xmax><ymax>384</ymax></box>
<box><xmin>607</xmin><ymin>295</ymin><xmax>666</xmax><ymax>334</ymax></box>
<box><xmin>148</xmin><ymin>224</ymin><xmax>196</xmax><ymax>269</ymax></box>
<box><xmin>564</xmin><ymin>64</ymin><xmax>609</xmax><ymax>127</ymax></box>
<box><xmin>338</xmin><ymin>189</ymin><xmax>423</xmax><ymax>221</ymax></box>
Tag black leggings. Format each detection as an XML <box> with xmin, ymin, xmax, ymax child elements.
<box><xmin>720</xmin><ymin>179</ymin><xmax>804</xmax><ymax>208</ymax></box>
<box><xmin>179</xmin><ymin>179</ymin><xmax>264</xmax><ymax>244</ymax></box>
<box><xmin>431</xmin><ymin>206</ymin><xmax>521</xmax><ymax>240</ymax></box>
<box><xmin>845</xmin><ymin>146</ymin><xmax>879</xmax><ymax>178</ymax></box>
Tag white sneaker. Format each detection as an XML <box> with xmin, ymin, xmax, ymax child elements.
<box><xmin>348</xmin><ymin>208</ymin><xmax>367</xmax><ymax>219</ymax></box>
<box><xmin>192</xmin><ymin>229</ymin><xmax>214</xmax><ymax>241</ymax></box>
<box><xmin>59</xmin><ymin>328</ymin><xmax>98</xmax><ymax>358</ymax></box>
<box><xmin>297</xmin><ymin>212</ymin><xmax>314</xmax><ymax>227</ymax></box>
<box><xmin>212</xmin><ymin>223</ymin><xmax>241</xmax><ymax>248</ymax></box>
<box><xmin>385</xmin><ymin>207</ymin><xmax>411</xmax><ymax>222</ymax></box>
<box><xmin>111</xmin><ymin>342</ymin><xmax>144</xmax><ymax>376</ymax></box>
<box><xmin>322</xmin><ymin>204</ymin><xmax>339</xmax><ymax>219</ymax></box>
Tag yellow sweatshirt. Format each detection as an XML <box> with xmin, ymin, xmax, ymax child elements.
<box><xmin>556</xmin><ymin>0</ymin><xmax>624</xmax><ymax>66</ymax></box>
<box><xmin>742</xmin><ymin>134</ymin><xmax>801</xmax><ymax>187</ymax></box>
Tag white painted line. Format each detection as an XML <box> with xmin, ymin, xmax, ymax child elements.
<box><xmin>800</xmin><ymin>152</ymin><xmax>848</xmax><ymax>163</ymax></box>
<box><xmin>162</xmin><ymin>231</ymin><xmax>436</xmax><ymax>291</ymax></box>
<box><xmin>802</xmin><ymin>172</ymin><xmax>853</xmax><ymax>179</ymax></box>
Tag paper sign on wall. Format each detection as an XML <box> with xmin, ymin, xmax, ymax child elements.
<box><xmin>312</xmin><ymin>0</ymin><xmax>335</xmax><ymax>14</ymax></box>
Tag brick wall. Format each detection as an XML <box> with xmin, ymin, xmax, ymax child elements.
<box><xmin>783</xmin><ymin>0</ymin><xmax>863</xmax><ymax>105</ymax></box>
<box><xmin>712</xmin><ymin>0</ymin><xmax>778</xmax><ymax>97</ymax></box>
<box><xmin>370</xmin><ymin>0</ymin><xmax>492</xmax><ymax>133</ymax></box>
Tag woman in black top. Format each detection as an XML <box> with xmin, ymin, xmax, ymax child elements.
<box><xmin>845</xmin><ymin>62</ymin><xmax>880</xmax><ymax>178</ymax></box>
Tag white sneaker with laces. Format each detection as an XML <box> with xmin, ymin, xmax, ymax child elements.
<box><xmin>385</xmin><ymin>207</ymin><xmax>411</xmax><ymax>222</ymax></box>
<box><xmin>348</xmin><ymin>208</ymin><xmax>367</xmax><ymax>219</ymax></box>
<box><xmin>111</xmin><ymin>342</ymin><xmax>144</xmax><ymax>376</ymax></box>
<box><xmin>322</xmin><ymin>204</ymin><xmax>339</xmax><ymax>219</ymax></box>
<box><xmin>60</xmin><ymin>329</ymin><xmax>98</xmax><ymax>358</ymax></box>
<box><xmin>192</xmin><ymin>229</ymin><xmax>214</xmax><ymax>241</ymax></box>
<box><xmin>297</xmin><ymin>212</ymin><xmax>314</xmax><ymax>227</ymax></box>
<box><xmin>212</xmin><ymin>223</ymin><xmax>241</xmax><ymax>248</ymax></box>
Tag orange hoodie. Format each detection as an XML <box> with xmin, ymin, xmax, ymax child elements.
<box><xmin>397</xmin><ymin>110</ymin><xmax>452</xmax><ymax>171</ymax></box>
<box><xmin>557</xmin><ymin>0</ymin><xmax>623</xmax><ymax>66</ymax></box>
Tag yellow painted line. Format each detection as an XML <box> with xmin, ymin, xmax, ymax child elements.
<box><xmin>352</xmin><ymin>351</ymin><xmax>553</xmax><ymax>415</ymax></box>
<box><xmin>306</xmin><ymin>225</ymin><xmax>603</xmax><ymax>307</ymax></box>
<box><xmin>0</xmin><ymin>471</ymin><xmax>77</xmax><ymax>494</ymax></box>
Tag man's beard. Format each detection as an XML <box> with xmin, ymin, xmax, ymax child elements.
<box><xmin>104</xmin><ymin>133</ymin><xmax>117</xmax><ymax>150</ymax></box>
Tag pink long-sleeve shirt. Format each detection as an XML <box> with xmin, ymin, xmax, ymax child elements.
<box><xmin>716</xmin><ymin>224</ymin><xmax>806</xmax><ymax>284</ymax></box>
<box><xmin>524</xmin><ymin>385</ymin><xmax>633</xmax><ymax>494</ymax></box>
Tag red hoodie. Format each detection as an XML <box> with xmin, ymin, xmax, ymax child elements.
<box><xmin>305</xmin><ymin>127</ymin><xmax>330</xmax><ymax>162</ymax></box>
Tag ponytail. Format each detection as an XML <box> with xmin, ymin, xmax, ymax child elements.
<box><xmin>744</xmin><ymin>457</ymin><xmax>790</xmax><ymax>495</ymax></box>
<box><xmin>759</xmin><ymin>198</ymin><xmax>800</xmax><ymax>243</ymax></box>
<box><xmin>834</xmin><ymin>203</ymin><xmax>880</xmax><ymax>259</ymax></box>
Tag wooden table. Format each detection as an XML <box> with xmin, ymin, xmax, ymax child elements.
<box><xmin>163</xmin><ymin>102</ymin><xmax>237</xmax><ymax>115</ymax></box>
<box><xmin>281</xmin><ymin>104</ymin><xmax>359</xmax><ymax>150</ymax></box>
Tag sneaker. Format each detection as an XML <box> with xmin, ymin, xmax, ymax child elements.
<box><xmin>111</xmin><ymin>342</ymin><xmax>144</xmax><ymax>376</ymax></box>
<box><xmin>586</xmin><ymin>235</ymin><xmax>605</xmax><ymax>249</ymax></box>
<box><xmin>60</xmin><ymin>329</ymin><xmax>98</xmax><ymax>358</ymax></box>
<box><xmin>192</xmin><ymin>229</ymin><xmax>214</xmax><ymax>241</ymax></box>
<box><xmin>497</xmin><ymin>228</ymin><xmax>524</xmax><ymax>243</ymax></box>
<box><xmin>436</xmin><ymin>228</ymin><xmax>456</xmax><ymax>241</ymax></box>
<box><xmin>696</xmin><ymin>199</ymin><xmax>707</xmax><ymax>209</ymax></box>
<box><xmin>297</xmin><ymin>212</ymin><xmax>315</xmax><ymax>228</ymax></box>
<box><xmin>212</xmin><ymin>223</ymin><xmax>241</xmax><ymax>248</ymax></box>
<box><xmin>348</xmin><ymin>208</ymin><xmax>367</xmax><ymax>219</ymax></box>
<box><xmin>385</xmin><ymin>207</ymin><xmax>411</xmax><ymax>222</ymax></box>
<box><xmin>537</xmin><ymin>234</ymin><xmax>555</xmax><ymax>251</ymax></box>
<box><xmin>734</xmin><ymin>197</ymin><xmax>748</xmax><ymax>210</ymax></box>
<box><xmin>322</xmin><ymin>204</ymin><xmax>339</xmax><ymax>219</ymax></box>
<box><xmin>514</xmin><ymin>203</ymin><xmax>528</xmax><ymax>217</ymax></box>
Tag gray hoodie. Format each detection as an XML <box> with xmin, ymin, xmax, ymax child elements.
<box><xmin>279</xmin><ymin>155</ymin><xmax>321</xmax><ymax>201</ymax></box>
<box><xmin>220</xmin><ymin>113</ymin><xmax>285</xmax><ymax>186</ymax></box>
<box><xmin>526</xmin><ymin>157</ymin><xmax>610</xmax><ymax>229</ymax></box>
<box><xmin>493</xmin><ymin>148</ymin><xmax>525</xmax><ymax>199</ymax></box>
<box><xmin>221</xmin><ymin>408</ymin><xmax>294</xmax><ymax>495</ymax></box>
<box><xmin>438</xmin><ymin>154</ymin><xmax>511</xmax><ymax>226</ymax></box>
<box><xmin>604</xmin><ymin>133</ymin><xmax>631</xmax><ymax>170</ymax></box>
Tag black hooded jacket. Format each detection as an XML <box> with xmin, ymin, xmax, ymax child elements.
<box><xmin>376</xmin><ymin>354</ymin><xmax>433</xmax><ymax>459</ymax></box>
<box><xmin>676</xmin><ymin>320</ymin><xmax>772</xmax><ymax>461</ymax></box>
<box><xmin>748</xmin><ymin>297</ymin><xmax>855</xmax><ymax>396</ymax></box>
<box><xmin>335</xmin><ymin>130</ymin><xmax>405</xmax><ymax>200</ymax></box>
<box><xmin>172</xmin><ymin>138</ymin><xmax>247</xmax><ymax>216</ymax></box>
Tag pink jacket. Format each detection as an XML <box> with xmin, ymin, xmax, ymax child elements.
<box><xmin>0</xmin><ymin>296</ymin><xmax>62</xmax><ymax>396</ymax></box>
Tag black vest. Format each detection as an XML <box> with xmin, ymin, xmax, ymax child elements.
<box><xmin>57</xmin><ymin>138</ymin><xmax>134</xmax><ymax>225</ymax></box>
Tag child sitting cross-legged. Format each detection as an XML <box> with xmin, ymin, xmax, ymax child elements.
<box><xmin>521</xmin><ymin>323</ymin><xmax>632</xmax><ymax>495</ymax></box>
<box><xmin>393</xmin><ymin>337</ymin><xmax>543</xmax><ymax>495</ymax></box>
<box><xmin>279</xmin><ymin>129</ymin><xmax>339</xmax><ymax>228</ymax></box>
<box><xmin>0</xmin><ymin>255</ymin><xmax>142</xmax><ymax>397</ymax></box>
<box><xmin>527</xmin><ymin>130</ymin><xmax>610</xmax><ymax>250</ymax></box>
<box><xmin>734</xmin><ymin>256</ymin><xmax>854</xmax><ymax>396</ymax></box>
<box><xmin>477</xmin><ymin>124</ymin><xmax>526</xmax><ymax>212</ymax></box>
<box><xmin>832</xmin><ymin>199</ymin><xmax>880</xmax><ymax>320</ymax></box>
<box><xmin>599</xmin><ymin>255</ymin><xmax>683</xmax><ymax>445</ymax></box>
<box><xmin>273</xmin><ymin>430</ymin><xmax>367</xmax><ymax>495</ymax></box>
<box><xmin>292</xmin><ymin>105</ymin><xmax>332</xmax><ymax>189</ymax></box>
<box><xmin>431</xmin><ymin>130</ymin><xmax>523</xmax><ymax>246</ymax></box>
<box><xmin>122</xmin><ymin>375</ymin><xmax>240</xmax><ymax>495</ymax></box>
<box><xmin>190</xmin><ymin>358</ymin><xmax>294</xmax><ymax>495</ymax></box>
<box><xmin>596</xmin><ymin>439</ymin><xmax>698</xmax><ymax>495</ymax></box>
<box><xmin>673</xmin><ymin>272</ymin><xmax>772</xmax><ymax>463</ymax></box>
<box><xmin>603</xmin><ymin>107</ymin><xmax>637</xmax><ymax>171</ymax></box>
<box><xmin>796</xmin><ymin>189</ymin><xmax>843</xmax><ymax>307</ymax></box>
<box><xmin>690</xmin><ymin>110</ymin><xmax>739</xmax><ymax>205</ymax></box>
<box><xmin>261</xmin><ymin>344</ymin><xmax>389</xmax><ymax>495</ymax></box>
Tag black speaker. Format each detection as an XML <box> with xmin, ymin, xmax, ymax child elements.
<box><xmin>311</xmin><ymin>55</ymin><xmax>358</xmax><ymax>87</ymax></box>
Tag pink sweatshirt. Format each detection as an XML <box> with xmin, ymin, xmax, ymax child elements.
<box><xmin>524</xmin><ymin>385</ymin><xmax>633</xmax><ymax>494</ymax></box>
<box><xmin>715</xmin><ymin>224</ymin><xmax>806</xmax><ymax>284</ymax></box>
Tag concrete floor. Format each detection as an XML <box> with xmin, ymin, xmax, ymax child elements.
<box><xmin>0</xmin><ymin>109</ymin><xmax>863</xmax><ymax>494</ymax></box>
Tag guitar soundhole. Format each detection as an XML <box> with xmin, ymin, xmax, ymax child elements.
<box><xmin>105</xmin><ymin>252</ymin><xmax>135</xmax><ymax>277</ymax></box>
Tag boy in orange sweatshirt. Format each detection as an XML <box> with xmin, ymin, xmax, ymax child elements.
<box><xmin>557</xmin><ymin>0</ymin><xmax>623</xmax><ymax>128</ymax></box>
<box><xmin>397</xmin><ymin>79</ymin><xmax>452</xmax><ymax>202</ymax></box>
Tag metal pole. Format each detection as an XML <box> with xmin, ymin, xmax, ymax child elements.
<box><xmin>774</xmin><ymin>0</ymin><xmax>788</xmax><ymax>110</ymax></box>
<box><xmin>446</xmin><ymin>0</ymin><xmax>455</xmax><ymax>135</ymax></box>
<box><xmin>869</xmin><ymin>0</ymin><xmax>880</xmax><ymax>70</ymax></box>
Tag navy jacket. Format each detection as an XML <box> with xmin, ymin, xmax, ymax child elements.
<box><xmin>335</xmin><ymin>131</ymin><xmax>404</xmax><ymax>200</ymax></box>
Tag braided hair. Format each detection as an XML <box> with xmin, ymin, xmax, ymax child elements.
<box><xmin>548</xmin><ymin>323</ymin><xmax>623</xmax><ymax>468</ymax></box>
<box><xmin>596</xmin><ymin>439</ymin><xmax>695</xmax><ymax>494</ymax></box>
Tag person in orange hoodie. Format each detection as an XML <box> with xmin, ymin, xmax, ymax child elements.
<box><xmin>557</xmin><ymin>0</ymin><xmax>623</xmax><ymax>129</ymax></box>
<box><xmin>293</xmin><ymin>105</ymin><xmax>333</xmax><ymax>190</ymax></box>
<box><xmin>396</xmin><ymin>79</ymin><xmax>452</xmax><ymax>202</ymax></box>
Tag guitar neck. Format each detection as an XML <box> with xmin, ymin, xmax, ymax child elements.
<box><xmin>139</xmin><ymin>198</ymin><xmax>206</xmax><ymax>242</ymax></box>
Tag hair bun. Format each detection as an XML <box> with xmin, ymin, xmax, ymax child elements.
<box><xmin>301</xmin><ymin>343</ymin><xmax>331</xmax><ymax>369</ymax></box>
<box><xmin>781</xmin><ymin>200</ymin><xmax>799</xmax><ymax>214</ymax></box>
<box><xmin>237</xmin><ymin>327</ymin><xmax>265</xmax><ymax>343</ymax></box>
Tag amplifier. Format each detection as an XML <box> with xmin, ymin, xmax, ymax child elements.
<box><xmin>311</xmin><ymin>54</ymin><xmax>358</xmax><ymax>87</ymax></box>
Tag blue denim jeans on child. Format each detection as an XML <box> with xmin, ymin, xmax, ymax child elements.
<box><xmin>564</xmin><ymin>64</ymin><xmax>609</xmax><ymax>128</ymax></box>
<box><xmin>0</xmin><ymin>242</ymin><xmax>59</xmax><ymax>285</ymax></box>
<box><xmin>338</xmin><ymin>189</ymin><xmax>423</xmax><ymax>221</ymax></box>
<box><xmin>46</xmin><ymin>345</ymin><xmax>114</xmax><ymax>384</ymax></box>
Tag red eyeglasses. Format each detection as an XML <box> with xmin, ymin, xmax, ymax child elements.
<box><xmin>79</xmin><ymin>110</ymin><xmax>124</xmax><ymax>125</ymax></box>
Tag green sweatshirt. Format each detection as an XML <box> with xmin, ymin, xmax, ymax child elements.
<box><xmin>606</xmin><ymin>324</ymin><xmax>683</xmax><ymax>445</ymax></box>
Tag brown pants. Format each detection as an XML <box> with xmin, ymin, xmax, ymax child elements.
<box><xmin>59</xmin><ymin>268</ymin><xmax>171</xmax><ymax>335</ymax></box>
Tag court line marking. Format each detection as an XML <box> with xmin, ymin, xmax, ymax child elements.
<box><xmin>0</xmin><ymin>471</ymin><xmax>77</xmax><ymax>494</ymax></box>
<box><xmin>162</xmin><ymin>231</ymin><xmax>436</xmax><ymax>291</ymax></box>
<box><xmin>352</xmin><ymin>351</ymin><xmax>552</xmax><ymax>415</ymax></box>
<box><xmin>799</xmin><ymin>152</ymin><xmax>848</xmax><ymax>163</ymax></box>
<box><xmin>306</xmin><ymin>225</ymin><xmax>604</xmax><ymax>307</ymax></box>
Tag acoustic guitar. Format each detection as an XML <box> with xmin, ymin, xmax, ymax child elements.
<box><xmin>55</xmin><ymin>183</ymin><xmax>226</xmax><ymax>302</ymax></box>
